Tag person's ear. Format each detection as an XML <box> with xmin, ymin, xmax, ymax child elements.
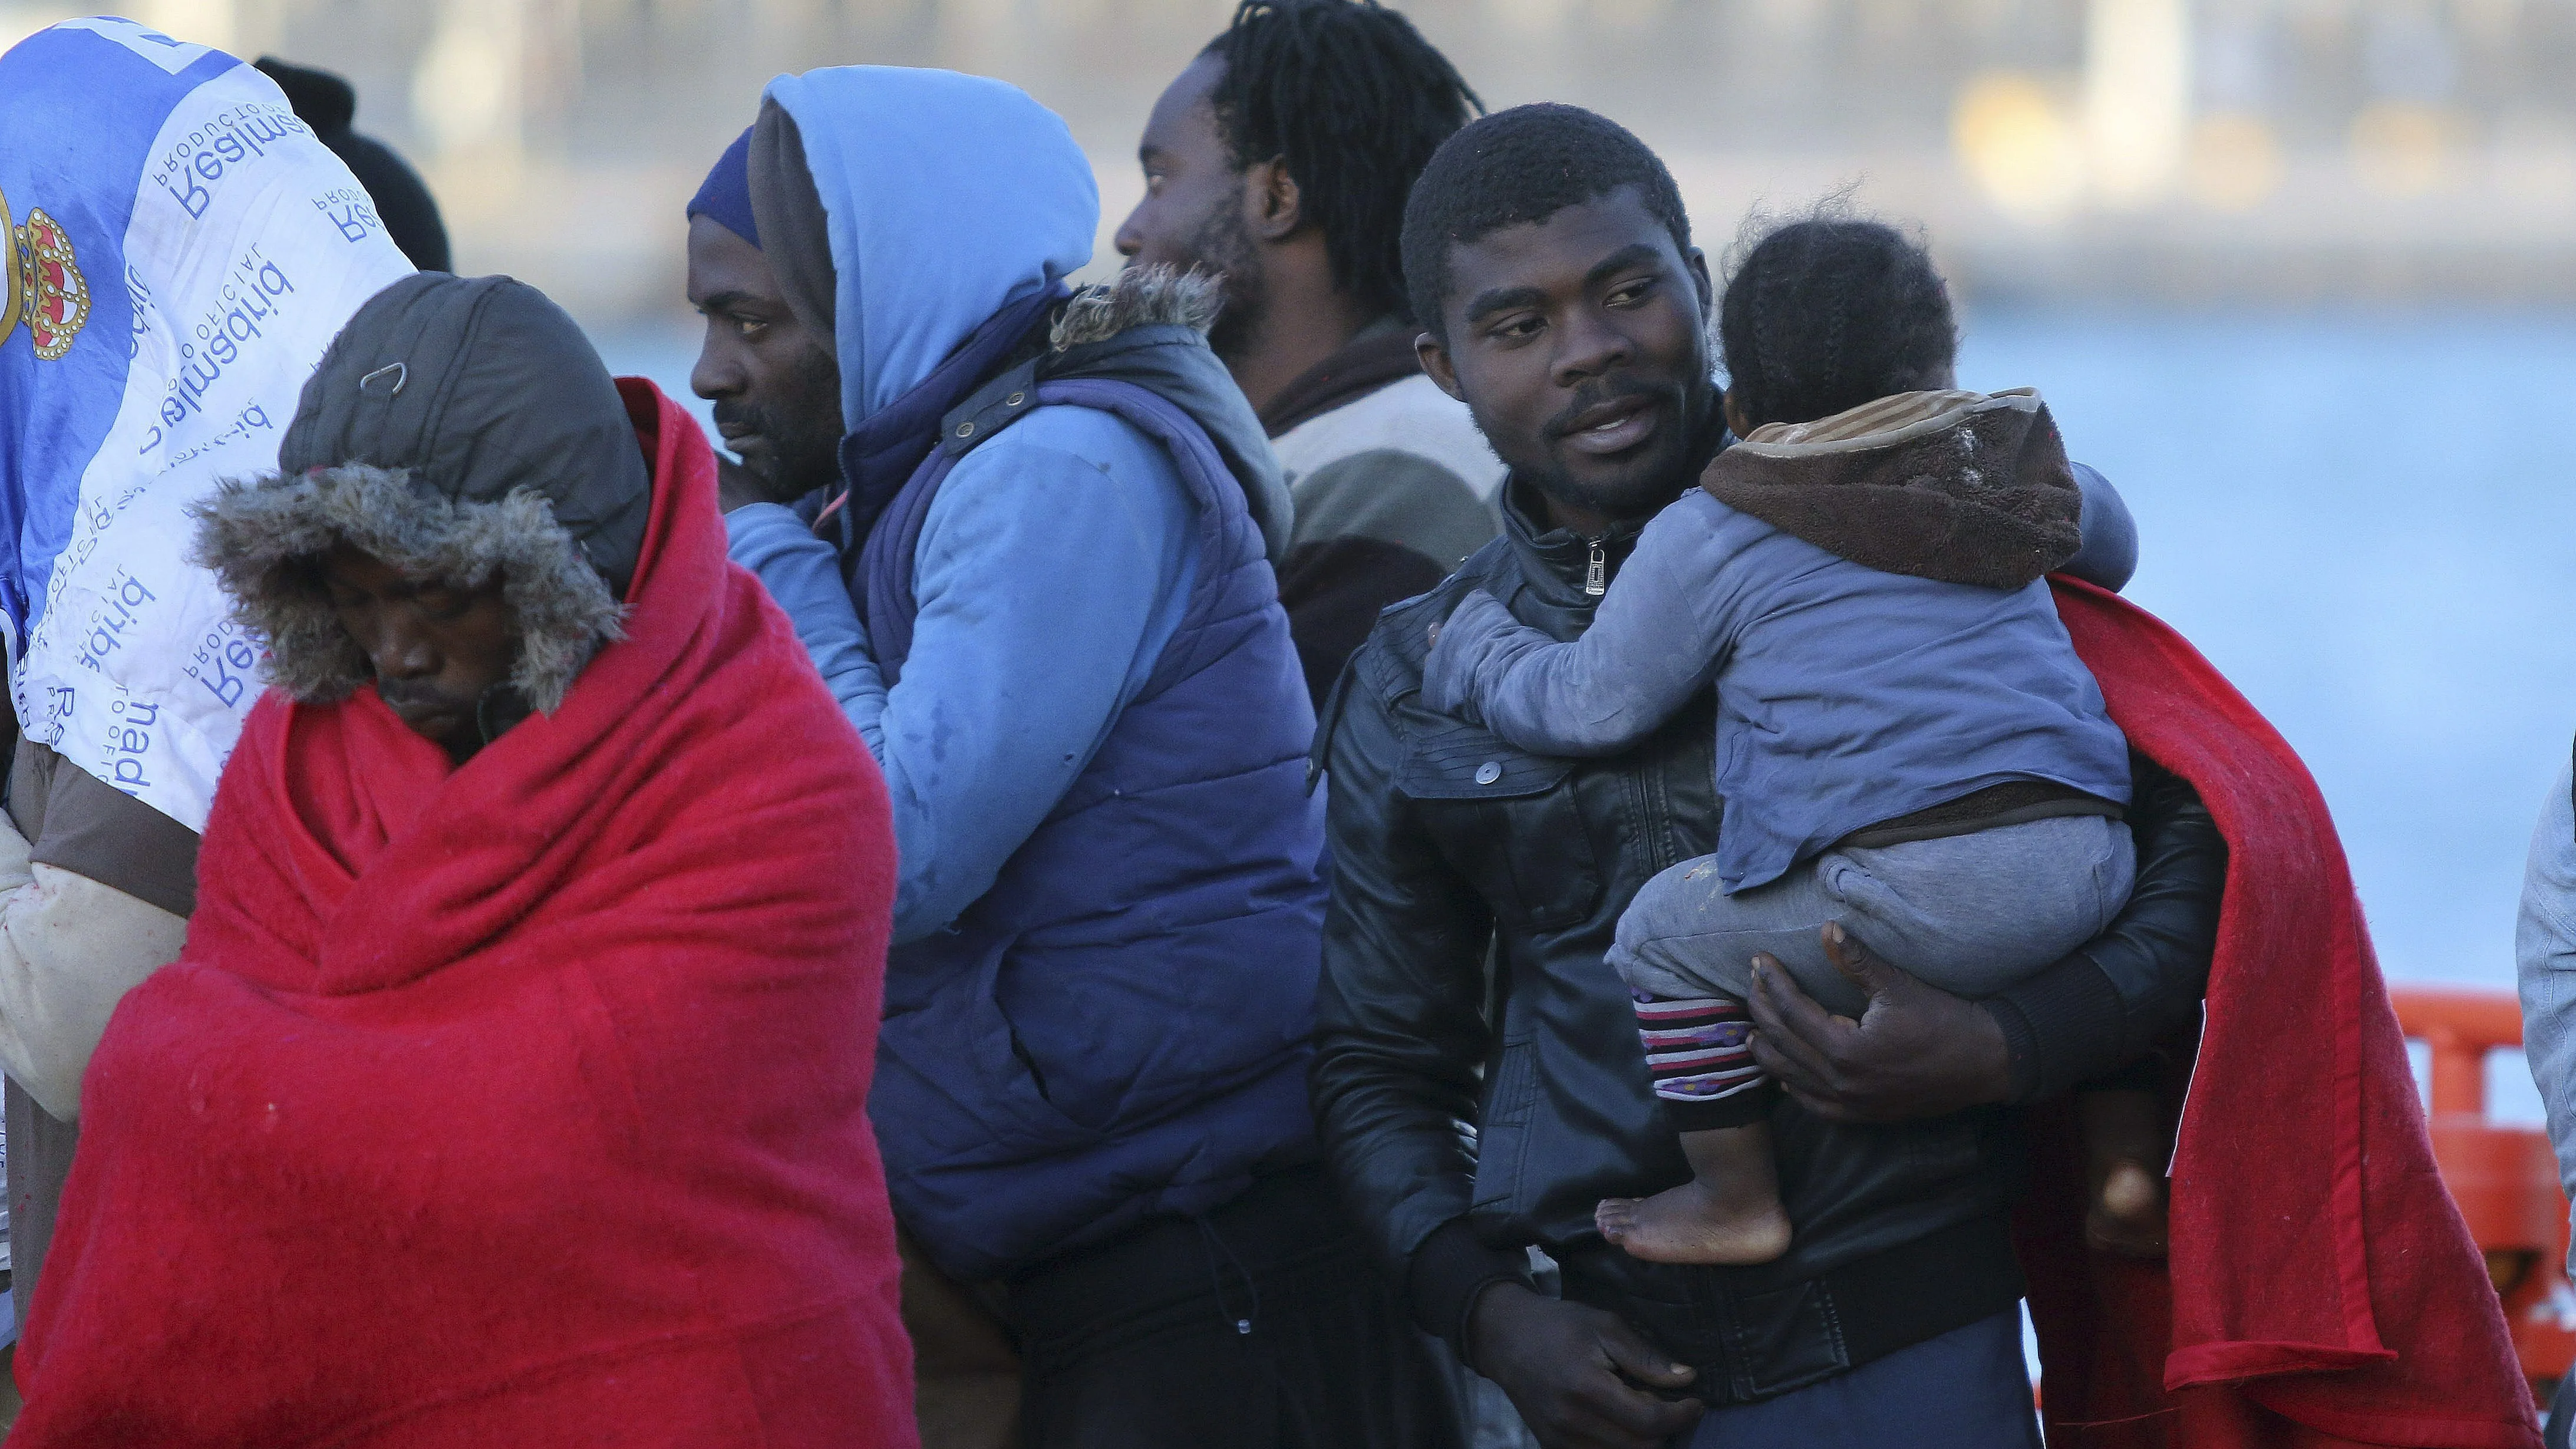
<box><xmin>1417</xmin><ymin>331</ymin><xmax>1463</xmax><ymax>402</ymax></box>
<box><xmin>1686</xmin><ymin>246</ymin><xmax>1714</xmax><ymax>314</ymax></box>
<box><xmin>1723</xmin><ymin>389</ymin><xmax>1755</xmax><ymax>440</ymax></box>
<box><xmin>1245</xmin><ymin>158</ymin><xmax>1302</xmax><ymax>242</ymax></box>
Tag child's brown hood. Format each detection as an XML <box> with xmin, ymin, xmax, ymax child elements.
<box><xmin>1702</xmin><ymin>388</ymin><xmax>2082</xmax><ymax>589</ymax></box>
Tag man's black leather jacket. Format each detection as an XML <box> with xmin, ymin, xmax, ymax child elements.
<box><xmin>1311</xmin><ymin>485</ymin><xmax>2227</xmax><ymax>1404</ymax></box>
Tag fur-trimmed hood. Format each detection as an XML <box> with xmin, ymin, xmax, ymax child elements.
<box><xmin>1703</xmin><ymin>387</ymin><xmax>2082</xmax><ymax>589</ymax></box>
<box><xmin>189</xmin><ymin>273</ymin><xmax>645</xmax><ymax>717</ymax></box>
<box><xmin>1047</xmin><ymin>265</ymin><xmax>1222</xmax><ymax>350</ymax></box>
<box><xmin>190</xmin><ymin>464</ymin><xmax>624</xmax><ymax>713</ymax></box>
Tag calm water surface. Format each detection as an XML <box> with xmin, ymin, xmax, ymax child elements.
<box><xmin>1962</xmin><ymin>311</ymin><xmax>2576</xmax><ymax>1120</ymax></box>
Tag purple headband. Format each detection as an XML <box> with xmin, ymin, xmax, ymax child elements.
<box><xmin>685</xmin><ymin>126</ymin><xmax>758</xmax><ymax>248</ymax></box>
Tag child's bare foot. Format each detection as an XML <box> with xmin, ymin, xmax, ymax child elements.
<box><xmin>1597</xmin><ymin>1183</ymin><xmax>1793</xmax><ymax>1265</ymax></box>
<box><xmin>2086</xmin><ymin>1157</ymin><xmax>2169</xmax><ymax>1257</ymax></box>
<box><xmin>2078</xmin><ymin>1087</ymin><xmax>2172</xmax><ymax>1257</ymax></box>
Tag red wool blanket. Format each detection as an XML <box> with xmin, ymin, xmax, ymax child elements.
<box><xmin>2023</xmin><ymin>577</ymin><xmax>2538</xmax><ymax>1448</ymax></box>
<box><xmin>10</xmin><ymin>381</ymin><xmax>919</xmax><ymax>1448</ymax></box>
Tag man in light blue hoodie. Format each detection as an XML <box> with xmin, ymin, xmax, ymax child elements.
<box><xmin>685</xmin><ymin>67</ymin><xmax>1459</xmax><ymax>1449</ymax></box>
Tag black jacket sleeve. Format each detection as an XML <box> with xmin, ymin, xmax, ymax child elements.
<box><xmin>1982</xmin><ymin>750</ymin><xmax>2227</xmax><ymax>1103</ymax></box>
<box><xmin>1310</xmin><ymin>653</ymin><xmax>1533</xmax><ymax>1356</ymax></box>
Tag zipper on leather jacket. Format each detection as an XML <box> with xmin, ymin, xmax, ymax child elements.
<box><xmin>1584</xmin><ymin>537</ymin><xmax>1607</xmax><ymax>596</ymax></box>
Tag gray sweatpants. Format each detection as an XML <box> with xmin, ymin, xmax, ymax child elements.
<box><xmin>1608</xmin><ymin>814</ymin><xmax>2136</xmax><ymax>1021</ymax></box>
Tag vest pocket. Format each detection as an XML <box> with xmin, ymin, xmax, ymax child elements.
<box><xmin>1396</xmin><ymin>719</ymin><xmax>1605</xmax><ymax>932</ymax></box>
<box><xmin>876</xmin><ymin>945</ymin><xmax>1107</xmax><ymax>1160</ymax></box>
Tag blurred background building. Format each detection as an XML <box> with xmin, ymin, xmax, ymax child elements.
<box><xmin>6</xmin><ymin>0</ymin><xmax>2575</xmax><ymax>1107</ymax></box>
<box><xmin>8</xmin><ymin>0</ymin><xmax>2574</xmax><ymax>320</ymax></box>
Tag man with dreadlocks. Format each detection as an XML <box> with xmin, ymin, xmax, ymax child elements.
<box><xmin>1117</xmin><ymin>0</ymin><xmax>1500</xmax><ymax>706</ymax></box>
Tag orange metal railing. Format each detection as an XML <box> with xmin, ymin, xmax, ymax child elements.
<box><xmin>2389</xmin><ymin>986</ymin><xmax>2576</xmax><ymax>1404</ymax></box>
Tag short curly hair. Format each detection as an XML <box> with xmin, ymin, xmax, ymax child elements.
<box><xmin>1718</xmin><ymin>216</ymin><xmax>1956</xmax><ymax>429</ymax></box>
<box><xmin>1399</xmin><ymin>103</ymin><xmax>1691</xmax><ymax>339</ymax></box>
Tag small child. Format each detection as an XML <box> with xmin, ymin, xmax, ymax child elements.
<box><xmin>1423</xmin><ymin>217</ymin><xmax>2167</xmax><ymax>1266</ymax></box>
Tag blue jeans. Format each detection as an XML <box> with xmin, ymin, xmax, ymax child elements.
<box><xmin>1682</xmin><ymin>1308</ymin><xmax>2041</xmax><ymax>1448</ymax></box>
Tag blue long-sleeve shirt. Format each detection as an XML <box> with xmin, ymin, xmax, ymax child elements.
<box><xmin>727</xmin><ymin>405</ymin><xmax>1196</xmax><ymax>945</ymax></box>
<box><xmin>2065</xmin><ymin>461</ymin><xmax>2136</xmax><ymax>593</ymax></box>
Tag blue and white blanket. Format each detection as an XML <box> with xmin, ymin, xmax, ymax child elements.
<box><xmin>0</xmin><ymin>18</ymin><xmax>409</xmax><ymax>830</ymax></box>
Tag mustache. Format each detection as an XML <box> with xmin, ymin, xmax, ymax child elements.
<box><xmin>710</xmin><ymin>399</ymin><xmax>772</xmax><ymax>437</ymax></box>
<box><xmin>1543</xmin><ymin>377</ymin><xmax>1679</xmax><ymax>440</ymax></box>
<box><xmin>374</xmin><ymin>679</ymin><xmax>469</xmax><ymax>714</ymax></box>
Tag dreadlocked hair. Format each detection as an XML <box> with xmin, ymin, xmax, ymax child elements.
<box><xmin>1202</xmin><ymin>0</ymin><xmax>1481</xmax><ymax>323</ymax></box>
<box><xmin>1401</xmin><ymin>103</ymin><xmax>1692</xmax><ymax>340</ymax></box>
<box><xmin>1718</xmin><ymin>212</ymin><xmax>1956</xmax><ymax>430</ymax></box>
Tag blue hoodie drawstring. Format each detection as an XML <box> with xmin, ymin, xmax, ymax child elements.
<box><xmin>1192</xmin><ymin>1214</ymin><xmax>1260</xmax><ymax>1338</ymax></box>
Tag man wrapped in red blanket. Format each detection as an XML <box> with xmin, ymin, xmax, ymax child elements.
<box><xmin>8</xmin><ymin>273</ymin><xmax>919</xmax><ymax>1447</ymax></box>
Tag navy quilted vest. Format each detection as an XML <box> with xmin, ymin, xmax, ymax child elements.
<box><xmin>851</xmin><ymin>345</ymin><xmax>1324</xmax><ymax>1280</ymax></box>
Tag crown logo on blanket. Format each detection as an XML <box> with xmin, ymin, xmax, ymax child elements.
<box><xmin>0</xmin><ymin>185</ymin><xmax>89</xmax><ymax>362</ymax></box>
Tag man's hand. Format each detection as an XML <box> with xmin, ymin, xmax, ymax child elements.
<box><xmin>1746</xmin><ymin>923</ymin><xmax>2013</xmax><ymax>1123</ymax></box>
<box><xmin>1469</xmin><ymin>1283</ymin><xmax>1702</xmax><ymax>1449</ymax></box>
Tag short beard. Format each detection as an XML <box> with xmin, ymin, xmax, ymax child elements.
<box><xmin>1190</xmin><ymin>187</ymin><xmax>1268</xmax><ymax>365</ymax></box>
<box><xmin>1476</xmin><ymin>368</ymin><xmax>1723</xmax><ymax>528</ymax></box>
<box><xmin>714</xmin><ymin>339</ymin><xmax>843</xmax><ymax>504</ymax></box>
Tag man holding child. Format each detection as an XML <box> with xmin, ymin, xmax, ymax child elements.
<box><xmin>1309</xmin><ymin>103</ymin><xmax>2229</xmax><ymax>1447</ymax></box>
